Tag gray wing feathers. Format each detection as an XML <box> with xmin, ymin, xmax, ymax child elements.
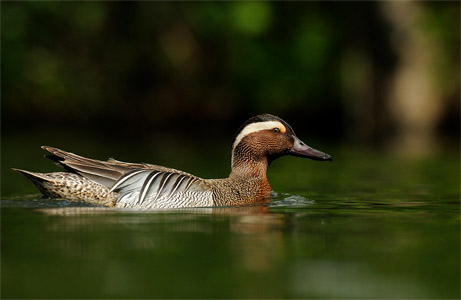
<box><xmin>42</xmin><ymin>146</ymin><xmax>198</xmax><ymax>189</ymax></box>
<box><xmin>112</xmin><ymin>170</ymin><xmax>212</xmax><ymax>208</ymax></box>
<box><xmin>63</xmin><ymin>162</ymin><xmax>122</xmax><ymax>187</ymax></box>
<box><xmin>43</xmin><ymin>146</ymin><xmax>130</xmax><ymax>187</ymax></box>
<box><xmin>41</xmin><ymin>146</ymin><xmax>212</xmax><ymax>208</ymax></box>
<box><xmin>139</xmin><ymin>171</ymin><xmax>163</xmax><ymax>203</ymax></box>
<box><xmin>109</xmin><ymin>170</ymin><xmax>147</xmax><ymax>192</ymax></box>
<box><xmin>170</xmin><ymin>175</ymin><xmax>187</xmax><ymax>196</ymax></box>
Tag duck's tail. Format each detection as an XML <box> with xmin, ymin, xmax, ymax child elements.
<box><xmin>12</xmin><ymin>168</ymin><xmax>116</xmax><ymax>206</ymax></box>
<box><xmin>13</xmin><ymin>146</ymin><xmax>161</xmax><ymax>206</ymax></box>
<box><xmin>41</xmin><ymin>146</ymin><xmax>133</xmax><ymax>188</ymax></box>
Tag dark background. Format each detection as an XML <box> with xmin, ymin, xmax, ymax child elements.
<box><xmin>2</xmin><ymin>4</ymin><xmax>460</xmax><ymax>298</ymax></box>
<box><xmin>2</xmin><ymin>1</ymin><xmax>460</xmax><ymax>153</ymax></box>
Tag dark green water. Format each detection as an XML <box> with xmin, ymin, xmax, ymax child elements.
<box><xmin>1</xmin><ymin>142</ymin><xmax>460</xmax><ymax>299</ymax></box>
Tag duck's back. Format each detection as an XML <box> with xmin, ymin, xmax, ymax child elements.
<box><xmin>14</xmin><ymin>146</ymin><xmax>215</xmax><ymax>208</ymax></box>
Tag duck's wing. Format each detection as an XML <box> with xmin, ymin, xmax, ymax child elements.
<box><xmin>42</xmin><ymin>146</ymin><xmax>194</xmax><ymax>188</ymax></box>
<box><xmin>110</xmin><ymin>169</ymin><xmax>213</xmax><ymax>208</ymax></box>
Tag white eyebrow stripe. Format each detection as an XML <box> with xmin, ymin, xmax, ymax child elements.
<box><xmin>232</xmin><ymin>121</ymin><xmax>286</xmax><ymax>151</ymax></box>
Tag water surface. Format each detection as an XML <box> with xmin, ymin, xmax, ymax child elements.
<box><xmin>1</xmin><ymin>145</ymin><xmax>459</xmax><ymax>299</ymax></box>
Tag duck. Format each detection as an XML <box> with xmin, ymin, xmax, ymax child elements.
<box><xmin>13</xmin><ymin>114</ymin><xmax>332</xmax><ymax>209</ymax></box>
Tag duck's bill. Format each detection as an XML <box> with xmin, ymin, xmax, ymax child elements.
<box><xmin>289</xmin><ymin>136</ymin><xmax>332</xmax><ymax>161</ymax></box>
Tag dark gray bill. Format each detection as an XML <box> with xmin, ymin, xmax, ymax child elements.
<box><xmin>289</xmin><ymin>136</ymin><xmax>332</xmax><ymax>161</ymax></box>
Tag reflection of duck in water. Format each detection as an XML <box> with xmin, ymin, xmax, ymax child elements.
<box><xmin>14</xmin><ymin>114</ymin><xmax>331</xmax><ymax>209</ymax></box>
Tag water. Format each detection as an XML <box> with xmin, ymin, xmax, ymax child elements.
<box><xmin>1</xmin><ymin>143</ymin><xmax>460</xmax><ymax>299</ymax></box>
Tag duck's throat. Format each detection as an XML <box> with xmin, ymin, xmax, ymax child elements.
<box><xmin>230</xmin><ymin>153</ymin><xmax>269</xmax><ymax>180</ymax></box>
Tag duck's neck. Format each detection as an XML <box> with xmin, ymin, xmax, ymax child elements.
<box><xmin>230</xmin><ymin>153</ymin><xmax>269</xmax><ymax>180</ymax></box>
<box><xmin>226</xmin><ymin>150</ymin><xmax>273</xmax><ymax>203</ymax></box>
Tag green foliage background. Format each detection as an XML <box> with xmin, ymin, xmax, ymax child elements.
<box><xmin>2</xmin><ymin>1</ymin><xmax>459</xmax><ymax>144</ymax></box>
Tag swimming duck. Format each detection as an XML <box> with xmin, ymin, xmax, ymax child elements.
<box><xmin>14</xmin><ymin>114</ymin><xmax>331</xmax><ymax>208</ymax></box>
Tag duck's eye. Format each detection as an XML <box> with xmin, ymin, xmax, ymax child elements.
<box><xmin>272</xmin><ymin>128</ymin><xmax>280</xmax><ymax>133</ymax></box>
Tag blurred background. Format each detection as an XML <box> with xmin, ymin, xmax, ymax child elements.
<box><xmin>2</xmin><ymin>4</ymin><xmax>460</xmax><ymax>298</ymax></box>
<box><xmin>2</xmin><ymin>1</ymin><xmax>460</xmax><ymax>194</ymax></box>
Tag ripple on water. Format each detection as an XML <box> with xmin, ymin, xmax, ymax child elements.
<box><xmin>0</xmin><ymin>194</ymin><xmax>95</xmax><ymax>208</ymax></box>
<box><xmin>269</xmin><ymin>192</ymin><xmax>316</xmax><ymax>208</ymax></box>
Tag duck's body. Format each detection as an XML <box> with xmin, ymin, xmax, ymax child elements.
<box><xmin>14</xmin><ymin>114</ymin><xmax>331</xmax><ymax>208</ymax></box>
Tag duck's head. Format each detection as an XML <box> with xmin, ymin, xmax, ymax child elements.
<box><xmin>231</xmin><ymin>114</ymin><xmax>332</xmax><ymax>168</ymax></box>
